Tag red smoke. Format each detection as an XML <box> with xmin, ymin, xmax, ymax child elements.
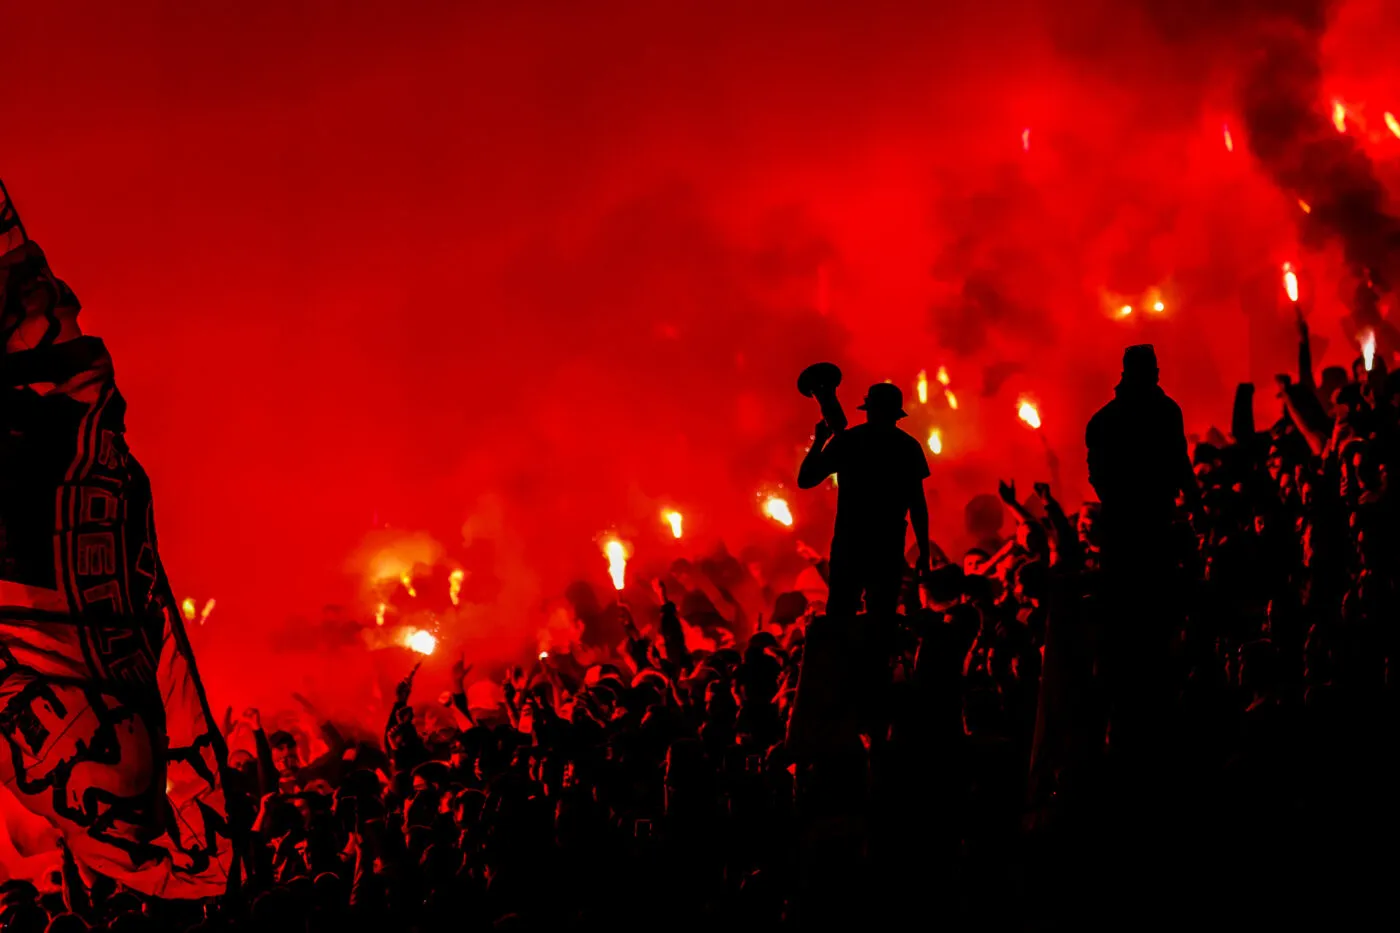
<box><xmin>4</xmin><ymin>0</ymin><xmax>1399</xmax><ymax>712</ymax></box>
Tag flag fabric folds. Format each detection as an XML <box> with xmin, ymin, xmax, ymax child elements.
<box><xmin>0</xmin><ymin>182</ymin><xmax>233</xmax><ymax>898</ymax></box>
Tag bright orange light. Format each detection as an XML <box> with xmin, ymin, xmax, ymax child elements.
<box><xmin>927</xmin><ymin>428</ymin><xmax>942</xmax><ymax>455</ymax></box>
<box><xmin>449</xmin><ymin>568</ymin><xmax>465</xmax><ymax>606</ymax></box>
<box><xmin>936</xmin><ymin>365</ymin><xmax>951</xmax><ymax>386</ymax></box>
<box><xmin>1152</xmin><ymin>300</ymin><xmax>1165</xmax><ymax>313</ymax></box>
<box><xmin>1386</xmin><ymin>112</ymin><xmax>1400</xmax><ymax>139</ymax></box>
<box><xmin>604</xmin><ymin>539</ymin><xmax>628</xmax><ymax>590</ymax></box>
<box><xmin>375</xmin><ymin>602</ymin><xmax>387</xmax><ymax>626</ymax></box>
<box><xmin>180</xmin><ymin>598</ymin><xmax>197</xmax><ymax>623</ymax></box>
<box><xmin>1361</xmin><ymin>329</ymin><xmax>1376</xmax><ymax>371</ymax></box>
<box><xmin>763</xmin><ymin>496</ymin><xmax>794</xmax><ymax>527</ymax></box>
<box><xmin>1332</xmin><ymin>99</ymin><xmax>1347</xmax><ymax>134</ymax></box>
<box><xmin>198</xmin><ymin>599</ymin><xmax>216</xmax><ymax>625</ymax></box>
<box><xmin>1021</xmin><ymin>128</ymin><xmax>1030</xmax><ymax>152</ymax></box>
<box><xmin>1120</xmin><ymin>304</ymin><xmax>1134</xmax><ymax>317</ymax></box>
<box><xmin>539</xmin><ymin>651</ymin><xmax>549</xmax><ymax>661</ymax></box>
<box><xmin>916</xmin><ymin>369</ymin><xmax>929</xmax><ymax>405</ymax></box>
<box><xmin>1017</xmin><ymin>398</ymin><xmax>1042</xmax><ymax>430</ymax></box>
<box><xmin>400</xmin><ymin>570</ymin><xmax>416</xmax><ymax>598</ymax></box>
<box><xmin>664</xmin><ymin>510</ymin><xmax>684</xmax><ymax>539</ymax></box>
<box><xmin>1223</xmin><ymin>124</ymin><xmax>1234</xmax><ymax>152</ymax></box>
<box><xmin>404</xmin><ymin>628</ymin><xmax>437</xmax><ymax>655</ymax></box>
<box><xmin>1298</xmin><ymin>199</ymin><xmax>1312</xmax><ymax>214</ymax></box>
<box><xmin>1282</xmin><ymin>262</ymin><xmax>1299</xmax><ymax>303</ymax></box>
<box><xmin>944</xmin><ymin>389</ymin><xmax>959</xmax><ymax>410</ymax></box>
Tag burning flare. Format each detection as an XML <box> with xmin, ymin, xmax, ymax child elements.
<box><xmin>449</xmin><ymin>568</ymin><xmax>465</xmax><ymax>606</ymax></box>
<box><xmin>944</xmin><ymin>389</ymin><xmax>959</xmax><ymax>410</ymax></box>
<box><xmin>375</xmin><ymin>602</ymin><xmax>387</xmax><ymax>627</ymax></box>
<box><xmin>1021</xmin><ymin>128</ymin><xmax>1030</xmax><ymax>152</ymax></box>
<box><xmin>198</xmin><ymin>599</ymin><xmax>216</xmax><ymax>625</ymax></box>
<box><xmin>1331</xmin><ymin>99</ymin><xmax>1347</xmax><ymax>134</ymax></box>
<box><xmin>916</xmin><ymin>369</ymin><xmax>929</xmax><ymax>405</ymax></box>
<box><xmin>927</xmin><ymin>428</ymin><xmax>942</xmax><ymax>456</ymax></box>
<box><xmin>1222</xmin><ymin>124</ymin><xmax>1234</xmax><ymax>152</ymax></box>
<box><xmin>1152</xmin><ymin>301</ymin><xmax>1165</xmax><ymax>313</ymax></box>
<box><xmin>763</xmin><ymin>496</ymin><xmax>794</xmax><ymax>528</ymax></box>
<box><xmin>400</xmin><ymin>570</ymin><xmax>416</xmax><ymax>598</ymax></box>
<box><xmin>936</xmin><ymin>365</ymin><xmax>951</xmax><ymax>386</ymax></box>
<box><xmin>1298</xmin><ymin>199</ymin><xmax>1312</xmax><ymax>214</ymax></box>
<box><xmin>1017</xmin><ymin>398</ymin><xmax>1042</xmax><ymax>430</ymax></box>
<box><xmin>403</xmin><ymin>628</ymin><xmax>437</xmax><ymax>655</ymax></box>
<box><xmin>180</xmin><ymin>598</ymin><xmax>197</xmax><ymax>623</ymax></box>
<box><xmin>1361</xmin><ymin>329</ymin><xmax>1376</xmax><ymax>372</ymax></box>
<box><xmin>1386</xmin><ymin>112</ymin><xmax>1400</xmax><ymax>140</ymax></box>
<box><xmin>1282</xmin><ymin>262</ymin><xmax>1299</xmax><ymax>303</ymax></box>
<box><xmin>663</xmin><ymin>510</ymin><xmax>684</xmax><ymax>539</ymax></box>
<box><xmin>1120</xmin><ymin>304</ymin><xmax>1133</xmax><ymax>317</ymax></box>
<box><xmin>604</xmin><ymin>539</ymin><xmax>628</xmax><ymax>591</ymax></box>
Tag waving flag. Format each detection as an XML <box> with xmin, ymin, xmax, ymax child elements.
<box><xmin>0</xmin><ymin>180</ymin><xmax>233</xmax><ymax>897</ymax></box>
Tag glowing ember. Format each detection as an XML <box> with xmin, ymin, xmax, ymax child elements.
<box><xmin>1361</xmin><ymin>329</ymin><xmax>1376</xmax><ymax>372</ymax></box>
<box><xmin>198</xmin><ymin>599</ymin><xmax>216</xmax><ymax>625</ymax></box>
<box><xmin>1222</xmin><ymin>124</ymin><xmax>1233</xmax><ymax>152</ymax></box>
<box><xmin>539</xmin><ymin>651</ymin><xmax>549</xmax><ymax>661</ymax></box>
<box><xmin>664</xmin><ymin>510</ymin><xmax>684</xmax><ymax>539</ymax></box>
<box><xmin>604</xmin><ymin>539</ymin><xmax>628</xmax><ymax>590</ymax></box>
<box><xmin>400</xmin><ymin>570</ymin><xmax>416</xmax><ymax>598</ymax></box>
<box><xmin>404</xmin><ymin>628</ymin><xmax>437</xmax><ymax>655</ymax></box>
<box><xmin>1021</xmin><ymin>128</ymin><xmax>1030</xmax><ymax>152</ymax></box>
<box><xmin>1331</xmin><ymin>99</ymin><xmax>1347</xmax><ymax>134</ymax></box>
<box><xmin>927</xmin><ymin>428</ymin><xmax>942</xmax><ymax>455</ymax></box>
<box><xmin>1282</xmin><ymin>262</ymin><xmax>1299</xmax><ymax>303</ymax></box>
<box><xmin>1152</xmin><ymin>300</ymin><xmax>1164</xmax><ymax>313</ymax></box>
<box><xmin>1017</xmin><ymin>398</ymin><xmax>1042</xmax><ymax>430</ymax></box>
<box><xmin>180</xmin><ymin>598</ymin><xmax>197</xmax><ymax>623</ymax></box>
<box><xmin>1120</xmin><ymin>304</ymin><xmax>1134</xmax><ymax>317</ymax></box>
<box><xmin>763</xmin><ymin>496</ymin><xmax>794</xmax><ymax>527</ymax></box>
<box><xmin>944</xmin><ymin>389</ymin><xmax>959</xmax><ymax>410</ymax></box>
<box><xmin>1387</xmin><ymin>112</ymin><xmax>1400</xmax><ymax>140</ymax></box>
<box><xmin>375</xmin><ymin>602</ymin><xmax>387</xmax><ymax>626</ymax></box>
<box><xmin>449</xmin><ymin>568</ymin><xmax>465</xmax><ymax>606</ymax></box>
<box><xmin>936</xmin><ymin>365</ymin><xmax>951</xmax><ymax>386</ymax></box>
<box><xmin>1298</xmin><ymin>199</ymin><xmax>1312</xmax><ymax>214</ymax></box>
<box><xmin>916</xmin><ymin>369</ymin><xmax>929</xmax><ymax>405</ymax></box>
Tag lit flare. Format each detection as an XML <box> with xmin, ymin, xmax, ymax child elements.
<box><xmin>1361</xmin><ymin>329</ymin><xmax>1376</xmax><ymax>372</ymax></box>
<box><xmin>1332</xmin><ymin>99</ymin><xmax>1347</xmax><ymax>134</ymax></box>
<box><xmin>916</xmin><ymin>369</ymin><xmax>929</xmax><ymax>405</ymax></box>
<box><xmin>1282</xmin><ymin>263</ymin><xmax>1299</xmax><ymax>303</ymax></box>
<box><xmin>375</xmin><ymin>602</ymin><xmax>387</xmax><ymax>626</ymax></box>
<box><xmin>198</xmin><ymin>599</ymin><xmax>216</xmax><ymax>625</ymax></box>
<box><xmin>1223</xmin><ymin>124</ymin><xmax>1234</xmax><ymax>152</ymax></box>
<box><xmin>180</xmin><ymin>598</ymin><xmax>197</xmax><ymax>623</ymax></box>
<box><xmin>404</xmin><ymin>628</ymin><xmax>437</xmax><ymax>655</ymax></box>
<box><xmin>449</xmin><ymin>568</ymin><xmax>465</xmax><ymax>606</ymax></box>
<box><xmin>664</xmin><ymin>510</ymin><xmax>684</xmax><ymax>539</ymax></box>
<box><xmin>764</xmin><ymin>496</ymin><xmax>794</xmax><ymax>527</ymax></box>
<box><xmin>1298</xmin><ymin>199</ymin><xmax>1312</xmax><ymax>214</ymax></box>
<box><xmin>1386</xmin><ymin>112</ymin><xmax>1400</xmax><ymax>140</ymax></box>
<box><xmin>1017</xmin><ymin>398</ymin><xmax>1042</xmax><ymax>430</ymax></box>
<box><xmin>936</xmin><ymin>365</ymin><xmax>951</xmax><ymax>386</ymax></box>
<box><xmin>1021</xmin><ymin>128</ymin><xmax>1030</xmax><ymax>152</ymax></box>
<box><xmin>400</xmin><ymin>570</ymin><xmax>416</xmax><ymax>598</ymax></box>
<box><xmin>604</xmin><ymin>539</ymin><xmax>628</xmax><ymax>591</ymax></box>
<box><xmin>944</xmin><ymin>389</ymin><xmax>959</xmax><ymax>410</ymax></box>
<box><xmin>1120</xmin><ymin>304</ymin><xmax>1133</xmax><ymax>317</ymax></box>
<box><xmin>927</xmin><ymin>428</ymin><xmax>942</xmax><ymax>455</ymax></box>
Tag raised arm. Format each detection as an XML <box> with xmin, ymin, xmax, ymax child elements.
<box><xmin>797</xmin><ymin>420</ymin><xmax>837</xmax><ymax>489</ymax></box>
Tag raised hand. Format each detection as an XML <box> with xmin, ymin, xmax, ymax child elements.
<box><xmin>1034</xmin><ymin>482</ymin><xmax>1055</xmax><ymax>505</ymax></box>
<box><xmin>813</xmin><ymin>419</ymin><xmax>833</xmax><ymax>445</ymax></box>
<box><xmin>998</xmin><ymin>479</ymin><xmax>1017</xmax><ymax>506</ymax></box>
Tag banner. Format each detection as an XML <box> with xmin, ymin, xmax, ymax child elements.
<box><xmin>0</xmin><ymin>182</ymin><xmax>233</xmax><ymax>898</ymax></box>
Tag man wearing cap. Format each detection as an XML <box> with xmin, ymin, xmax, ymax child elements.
<box><xmin>799</xmin><ymin>382</ymin><xmax>931</xmax><ymax>617</ymax></box>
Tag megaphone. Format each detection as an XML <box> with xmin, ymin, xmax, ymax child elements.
<box><xmin>798</xmin><ymin>361</ymin><xmax>847</xmax><ymax>434</ymax></box>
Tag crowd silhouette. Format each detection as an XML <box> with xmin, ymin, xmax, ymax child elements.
<box><xmin>5</xmin><ymin>333</ymin><xmax>1399</xmax><ymax>932</ymax></box>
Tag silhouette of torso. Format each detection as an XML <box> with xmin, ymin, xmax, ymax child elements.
<box><xmin>825</xmin><ymin>423</ymin><xmax>930</xmax><ymax>542</ymax></box>
<box><xmin>1086</xmin><ymin>380</ymin><xmax>1190</xmax><ymax>552</ymax></box>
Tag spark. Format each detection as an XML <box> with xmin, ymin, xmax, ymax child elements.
<box><xmin>375</xmin><ymin>602</ymin><xmax>387</xmax><ymax>626</ymax></box>
<box><xmin>604</xmin><ymin>539</ymin><xmax>628</xmax><ymax>591</ymax></box>
<box><xmin>1017</xmin><ymin>398</ymin><xmax>1042</xmax><ymax>430</ymax></box>
<box><xmin>1120</xmin><ymin>304</ymin><xmax>1134</xmax><ymax>317</ymax></box>
<box><xmin>1332</xmin><ymin>99</ymin><xmax>1347</xmax><ymax>134</ymax></box>
<box><xmin>927</xmin><ymin>428</ymin><xmax>942</xmax><ymax>455</ymax></box>
<box><xmin>1282</xmin><ymin>262</ymin><xmax>1299</xmax><ymax>303</ymax></box>
<box><xmin>404</xmin><ymin>628</ymin><xmax>437</xmax><ymax>655</ymax></box>
<box><xmin>664</xmin><ymin>510</ymin><xmax>684</xmax><ymax>539</ymax></box>
<box><xmin>180</xmin><ymin>598</ymin><xmax>197</xmax><ymax>623</ymax></box>
<box><xmin>1361</xmin><ymin>329</ymin><xmax>1376</xmax><ymax>372</ymax></box>
<box><xmin>1021</xmin><ymin>128</ymin><xmax>1030</xmax><ymax>152</ymax></box>
<box><xmin>916</xmin><ymin>369</ymin><xmax>929</xmax><ymax>405</ymax></box>
<box><xmin>1386</xmin><ymin>112</ymin><xmax>1400</xmax><ymax>139</ymax></box>
<box><xmin>198</xmin><ymin>599</ymin><xmax>216</xmax><ymax>625</ymax></box>
<box><xmin>449</xmin><ymin>569</ymin><xmax>465</xmax><ymax>606</ymax></box>
<box><xmin>1152</xmin><ymin>301</ymin><xmax>1165</xmax><ymax>313</ymax></box>
<box><xmin>763</xmin><ymin>496</ymin><xmax>794</xmax><ymax>528</ymax></box>
<box><xmin>400</xmin><ymin>570</ymin><xmax>416</xmax><ymax>598</ymax></box>
<box><xmin>936</xmin><ymin>365</ymin><xmax>951</xmax><ymax>386</ymax></box>
<box><xmin>1298</xmin><ymin>199</ymin><xmax>1312</xmax><ymax>214</ymax></box>
<box><xmin>1223</xmin><ymin>124</ymin><xmax>1234</xmax><ymax>152</ymax></box>
<box><xmin>944</xmin><ymin>389</ymin><xmax>959</xmax><ymax>410</ymax></box>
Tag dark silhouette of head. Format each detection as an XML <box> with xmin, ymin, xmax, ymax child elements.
<box><xmin>1122</xmin><ymin>344</ymin><xmax>1160</xmax><ymax>387</ymax></box>
<box><xmin>857</xmin><ymin>383</ymin><xmax>907</xmax><ymax>424</ymax></box>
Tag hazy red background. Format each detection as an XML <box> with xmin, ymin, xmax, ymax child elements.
<box><xmin>4</xmin><ymin>0</ymin><xmax>1398</xmax><ymax>713</ymax></box>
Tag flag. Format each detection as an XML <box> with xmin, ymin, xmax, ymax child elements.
<box><xmin>0</xmin><ymin>181</ymin><xmax>234</xmax><ymax>898</ymax></box>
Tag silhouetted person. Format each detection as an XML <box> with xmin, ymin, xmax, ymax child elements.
<box><xmin>799</xmin><ymin>383</ymin><xmax>930</xmax><ymax>616</ymax></box>
<box><xmin>1086</xmin><ymin>344</ymin><xmax>1196</xmax><ymax>568</ymax></box>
